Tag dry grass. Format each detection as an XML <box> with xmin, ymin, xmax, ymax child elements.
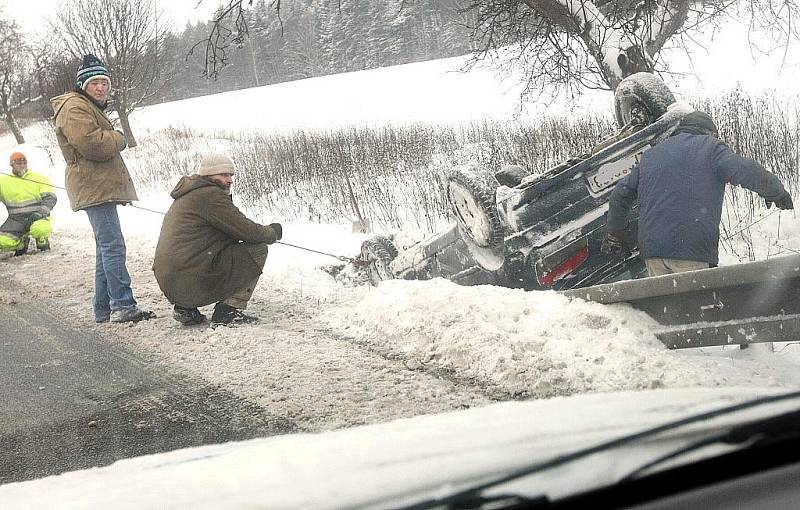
<box><xmin>131</xmin><ymin>92</ymin><xmax>799</xmax><ymax>250</ymax></box>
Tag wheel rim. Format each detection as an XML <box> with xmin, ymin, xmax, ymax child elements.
<box><xmin>361</xmin><ymin>240</ymin><xmax>395</xmax><ymax>285</ymax></box>
<box><xmin>367</xmin><ymin>257</ymin><xmax>391</xmax><ymax>284</ymax></box>
<box><xmin>449</xmin><ymin>181</ymin><xmax>495</xmax><ymax>247</ymax></box>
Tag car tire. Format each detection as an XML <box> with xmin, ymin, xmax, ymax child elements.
<box><xmin>614</xmin><ymin>72</ymin><xmax>676</xmax><ymax>128</ymax></box>
<box><xmin>447</xmin><ymin>164</ymin><xmax>506</xmax><ymax>271</ymax></box>
<box><xmin>360</xmin><ymin>235</ymin><xmax>397</xmax><ymax>286</ymax></box>
<box><xmin>447</xmin><ymin>164</ymin><xmax>504</xmax><ymax>249</ymax></box>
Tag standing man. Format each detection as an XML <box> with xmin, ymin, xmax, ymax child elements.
<box><xmin>0</xmin><ymin>152</ymin><xmax>56</xmax><ymax>255</ymax></box>
<box><xmin>153</xmin><ymin>153</ymin><xmax>282</xmax><ymax>327</ymax></box>
<box><xmin>50</xmin><ymin>54</ymin><xmax>153</xmax><ymax>324</ymax></box>
<box><xmin>603</xmin><ymin>110</ymin><xmax>794</xmax><ymax>276</ymax></box>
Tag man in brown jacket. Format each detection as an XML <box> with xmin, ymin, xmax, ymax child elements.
<box><xmin>153</xmin><ymin>154</ymin><xmax>282</xmax><ymax>326</ymax></box>
<box><xmin>50</xmin><ymin>54</ymin><xmax>153</xmax><ymax>324</ymax></box>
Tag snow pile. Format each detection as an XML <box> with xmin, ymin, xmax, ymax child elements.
<box><xmin>322</xmin><ymin>278</ymin><xmax>800</xmax><ymax>397</ymax></box>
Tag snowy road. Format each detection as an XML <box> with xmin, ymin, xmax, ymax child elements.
<box><xmin>1</xmin><ymin>226</ymin><xmax>496</xmax><ymax>436</ymax></box>
<box><xmin>3</xmin><ymin>212</ymin><xmax>800</xmax><ymax>438</ymax></box>
<box><xmin>3</xmin><ymin>213</ymin><xmax>800</xmax><ymax>483</ymax></box>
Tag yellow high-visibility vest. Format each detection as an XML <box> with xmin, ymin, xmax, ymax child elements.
<box><xmin>0</xmin><ymin>170</ymin><xmax>55</xmax><ymax>216</ymax></box>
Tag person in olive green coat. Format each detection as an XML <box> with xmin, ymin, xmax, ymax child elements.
<box><xmin>153</xmin><ymin>153</ymin><xmax>283</xmax><ymax>326</ymax></box>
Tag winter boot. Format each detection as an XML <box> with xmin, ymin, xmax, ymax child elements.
<box><xmin>173</xmin><ymin>304</ymin><xmax>207</xmax><ymax>326</ymax></box>
<box><xmin>110</xmin><ymin>306</ymin><xmax>156</xmax><ymax>323</ymax></box>
<box><xmin>210</xmin><ymin>302</ymin><xmax>259</xmax><ymax>327</ymax></box>
<box><xmin>13</xmin><ymin>236</ymin><xmax>29</xmax><ymax>256</ymax></box>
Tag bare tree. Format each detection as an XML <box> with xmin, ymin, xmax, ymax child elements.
<box><xmin>191</xmin><ymin>0</ymin><xmax>258</xmax><ymax>79</ymax></box>
<box><xmin>28</xmin><ymin>37</ymin><xmax>77</xmax><ymax>120</ymax></box>
<box><xmin>0</xmin><ymin>14</ymin><xmax>28</xmax><ymax>143</ymax></box>
<box><xmin>450</xmin><ymin>0</ymin><xmax>799</xmax><ymax>94</ymax></box>
<box><xmin>197</xmin><ymin>0</ymin><xmax>799</xmax><ymax>97</ymax></box>
<box><xmin>50</xmin><ymin>0</ymin><xmax>169</xmax><ymax>147</ymax></box>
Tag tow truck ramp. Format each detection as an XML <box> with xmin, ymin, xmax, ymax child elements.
<box><xmin>563</xmin><ymin>254</ymin><xmax>800</xmax><ymax>349</ymax></box>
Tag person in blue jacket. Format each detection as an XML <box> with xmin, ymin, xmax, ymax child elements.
<box><xmin>603</xmin><ymin>110</ymin><xmax>793</xmax><ymax>277</ymax></box>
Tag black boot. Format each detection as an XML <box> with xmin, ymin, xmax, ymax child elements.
<box><xmin>211</xmin><ymin>302</ymin><xmax>258</xmax><ymax>326</ymax></box>
<box><xmin>13</xmin><ymin>236</ymin><xmax>29</xmax><ymax>256</ymax></box>
<box><xmin>173</xmin><ymin>304</ymin><xmax>207</xmax><ymax>326</ymax></box>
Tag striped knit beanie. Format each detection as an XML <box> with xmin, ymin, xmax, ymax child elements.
<box><xmin>76</xmin><ymin>54</ymin><xmax>111</xmax><ymax>91</ymax></box>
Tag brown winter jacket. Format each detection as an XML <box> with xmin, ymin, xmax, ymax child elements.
<box><xmin>50</xmin><ymin>91</ymin><xmax>138</xmax><ymax>211</ymax></box>
<box><xmin>153</xmin><ymin>175</ymin><xmax>278</xmax><ymax>308</ymax></box>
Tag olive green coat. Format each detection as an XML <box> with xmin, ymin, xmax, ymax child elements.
<box><xmin>153</xmin><ymin>175</ymin><xmax>278</xmax><ymax>308</ymax></box>
<box><xmin>50</xmin><ymin>92</ymin><xmax>137</xmax><ymax>211</ymax></box>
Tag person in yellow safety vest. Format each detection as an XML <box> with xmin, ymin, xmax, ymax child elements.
<box><xmin>0</xmin><ymin>151</ymin><xmax>57</xmax><ymax>256</ymax></box>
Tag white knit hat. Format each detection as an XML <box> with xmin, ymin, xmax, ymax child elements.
<box><xmin>198</xmin><ymin>153</ymin><xmax>236</xmax><ymax>176</ymax></box>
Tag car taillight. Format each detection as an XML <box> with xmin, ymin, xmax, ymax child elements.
<box><xmin>537</xmin><ymin>246</ymin><xmax>589</xmax><ymax>287</ymax></box>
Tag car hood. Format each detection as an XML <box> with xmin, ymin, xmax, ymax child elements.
<box><xmin>1</xmin><ymin>386</ymin><xmax>793</xmax><ymax>509</ymax></box>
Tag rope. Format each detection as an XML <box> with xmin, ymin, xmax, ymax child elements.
<box><xmin>0</xmin><ymin>171</ymin><xmax>361</xmax><ymax>264</ymax></box>
<box><xmin>0</xmin><ymin>170</ymin><xmax>169</xmax><ymax>216</ymax></box>
<box><xmin>275</xmin><ymin>241</ymin><xmax>361</xmax><ymax>263</ymax></box>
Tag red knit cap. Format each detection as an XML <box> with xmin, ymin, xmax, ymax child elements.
<box><xmin>9</xmin><ymin>152</ymin><xmax>25</xmax><ymax>162</ymax></box>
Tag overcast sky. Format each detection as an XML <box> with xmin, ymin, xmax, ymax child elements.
<box><xmin>2</xmin><ymin>0</ymin><xmax>222</xmax><ymax>36</ymax></box>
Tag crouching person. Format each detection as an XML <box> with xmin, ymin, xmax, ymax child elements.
<box><xmin>153</xmin><ymin>154</ymin><xmax>282</xmax><ymax>327</ymax></box>
<box><xmin>0</xmin><ymin>152</ymin><xmax>56</xmax><ymax>255</ymax></box>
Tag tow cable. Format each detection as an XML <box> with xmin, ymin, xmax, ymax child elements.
<box><xmin>2</xmin><ymin>171</ymin><xmax>368</xmax><ymax>266</ymax></box>
<box><xmin>276</xmin><ymin>241</ymin><xmax>369</xmax><ymax>266</ymax></box>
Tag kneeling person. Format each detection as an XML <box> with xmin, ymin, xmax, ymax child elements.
<box><xmin>0</xmin><ymin>152</ymin><xmax>56</xmax><ymax>255</ymax></box>
<box><xmin>153</xmin><ymin>154</ymin><xmax>282</xmax><ymax>326</ymax></box>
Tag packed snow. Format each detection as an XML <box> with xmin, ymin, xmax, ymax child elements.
<box><xmin>3</xmin><ymin>387</ymin><xmax>795</xmax><ymax>509</ymax></box>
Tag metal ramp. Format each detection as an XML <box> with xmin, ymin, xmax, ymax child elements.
<box><xmin>563</xmin><ymin>254</ymin><xmax>800</xmax><ymax>349</ymax></box>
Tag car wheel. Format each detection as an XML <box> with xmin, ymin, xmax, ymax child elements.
<box><xmin>447</xmin><ymin>164</ymin><xmax>504</xmax><ymax>248</ymax></box>
<box><xmin>360</xmin><ymin>235</ymin><xmax>397</xmax><ymax>286</ymax></box>
<box><xmin>447</xmin><ymin>164</ymin><xmax>506</xmax><ymax>271</ymax></box>
<box><xmin>614</xmin><ymin>72</ymin><xmax>676</xmax><ymax>128</ymax></box>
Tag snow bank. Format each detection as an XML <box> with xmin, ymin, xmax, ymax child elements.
<box><xmin>321</xmin><ymin>278</ymin><xmax>800</xmax><ymax>397</ymax></box>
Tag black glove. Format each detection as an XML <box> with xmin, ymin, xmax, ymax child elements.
<box><xmin>774</xmin><ymin>192</ymin><xmax>794</xmax><ymax>210</ymax></box>
<box><xmin>600</xmin><ymin>232</ymin><xmax>626</xmax><ymax>257</ymax></box>
<box><xmin>269</xmin><ymin>222</ymin><xmax>283</xmax><ymax>241</ymax></box>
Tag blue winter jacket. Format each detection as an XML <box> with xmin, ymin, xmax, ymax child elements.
<box><xmin>606</xmin><ymin>129</ymin><xmax>788</xmax><ymax>265</ymax></box>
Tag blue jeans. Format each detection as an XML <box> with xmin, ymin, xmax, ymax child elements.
<box><xmin>85</xmin><ymin>203</ymin><xmax>136</xmax><ymax>320</ymax></box>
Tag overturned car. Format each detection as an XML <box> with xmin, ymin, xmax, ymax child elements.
<box><xmin>360</xmin><ymin>73</ymin><xmax>694</xmax><ymax>291</ymax></box>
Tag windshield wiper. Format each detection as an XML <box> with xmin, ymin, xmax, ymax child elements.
<box><xmin>395</xmin><ymin>390</ymin><xmax>800</xmax><ymax>510</ymax></box>
<box><xmin>621</xmin><ymin>407</ymin><xmax>800</xmax><ymax>482</ymax></box>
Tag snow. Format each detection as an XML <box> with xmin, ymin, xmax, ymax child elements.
<box><xmin>3</xmin><ymin>31</ymin><xmax>800</xmax><ymax>398</ymax></box>
<box><xmin>1</xmin><ymin>18</ymin><xmax>800</xmax><ymax>505</ymax></box>
<box><xmin>132</xmin><ymin>56</ymin><xmax>533</xmax><ymax>133</ymax></box>
<box><xmin>2</xmin><ymin>387</ymin><xmax>796</xmax><ymax>509</ymax></box>
<box><xmin>3</xmin><ymin>55</ymin><xmax>798</xmax><ymax>417</ymax></box>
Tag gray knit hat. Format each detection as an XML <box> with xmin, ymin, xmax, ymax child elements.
<box><xmin>198</xmin><ymin>153</ymin><xmax>236</xmax><ymax>176</ymax></box>
<box><xmin>679</xmin><ymin>111</ymin><xmax>718</xmax><ymax>136</ymax></box>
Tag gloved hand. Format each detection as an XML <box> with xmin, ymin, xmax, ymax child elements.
<box><xmin>600</xmin><ymin>232</ymin><xmax>626</xmax><ymax>257</ymax></box>
<box><xmin>771</xmin><ymin>191</ymin><xmax>794</xmax><ymax>210</ymax></box>
<box><xmin>268</xmin><ymin>222</ymin><xmax>283</xmax><ymax>241</ymax></box>
<box><xmin>116</xmin><ymin>129</ymin><xmax>128</xmax><ymax>151</ymax></box>
<box><xmin>28</xmin><ymin>212</ymin><xmax>45</xmax><ymax>222</ymax></box>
